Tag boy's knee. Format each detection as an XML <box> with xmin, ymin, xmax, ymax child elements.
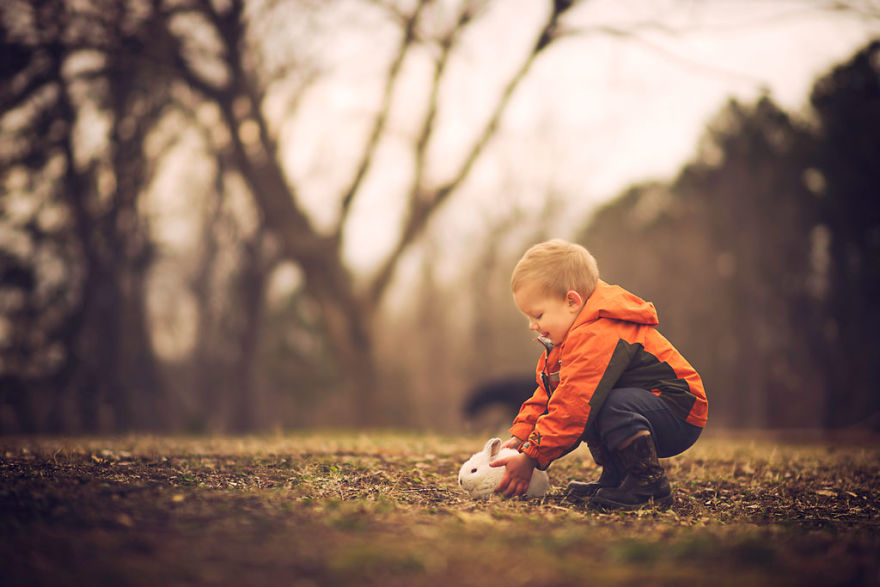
<box><xmin>597</xmin><ymin>412</ymin><xmax>653</xmax><ymax>453</ymax></box>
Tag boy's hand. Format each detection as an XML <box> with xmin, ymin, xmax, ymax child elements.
<box><xmin>490</xmin><ymin>451</ymin><xmax>537</xmax><ymax>498</ymax></box>
<box><xmin>501</xmin><ymin>436</ymin><xmax>523</xmax><ymax>450</ymax></box>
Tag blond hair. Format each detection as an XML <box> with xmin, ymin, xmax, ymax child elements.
<box><xmin>510</xmin><ymin>239</ymin><xmax>599</xmax><ymax>299</ymax></box>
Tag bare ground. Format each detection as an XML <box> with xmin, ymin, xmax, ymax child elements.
<box><xmin>1</xmin><ymin>431</ymin><xmax>878</xmax><ymax>586</ymax></box>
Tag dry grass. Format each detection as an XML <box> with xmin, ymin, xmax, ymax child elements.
<box><xmin>2</xmin><ymin>430</ymin><xmax>878</xmax><ymax>586</ymax></box>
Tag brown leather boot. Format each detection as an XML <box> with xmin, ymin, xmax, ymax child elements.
<box><xmin>591</xmin><ymin>435</ymin><xmax>672</xmax><ymax>510</ymax></box>
<box><xmin>565</xmin><ymin>441</ymin><xmax>622</xmax><ymax>499</ymax></box>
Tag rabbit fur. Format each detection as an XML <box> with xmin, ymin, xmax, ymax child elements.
<box><xmin>458</xmin><ymin>438</ymin><xmax>550</xmax><ymax>499</ymax></box>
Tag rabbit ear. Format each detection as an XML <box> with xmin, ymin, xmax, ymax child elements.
<box><xmin>484</xmin><ymin>438</ymin><xmax>502</xmax><ymax>459</ymax></box>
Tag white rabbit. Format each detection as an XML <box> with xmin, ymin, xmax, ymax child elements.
<box><xmin>458</xmin><ymin>438</ymin><xmax>550</xmax><ymax>499</ymax></box>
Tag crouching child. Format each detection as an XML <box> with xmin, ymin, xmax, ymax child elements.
<box><xmin>490</xmin><ymin>239</ymin><xmax>708</xmax><ymax>509</ymax></box>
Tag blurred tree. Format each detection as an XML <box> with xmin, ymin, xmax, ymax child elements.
<box><xmin>4</xmin><ymin>0</ymin><xmax>874</xmax><ymax>433</ymax></box>
<box><xmin>1</xmin><ymin>0</ymin><xmax>581</xmax><ymax>431</ymax></box>
<box><xmin>810</xmin><ymin>40</ymin><xmax>880</xmax><ymax>429</ymax></box>
<box><xmin>0</xmin><ymin>0</ymin><xmax>171</xmax><ymax>431</ymax></box>
<box><xmin>156</xmin><ymin>0</ymin><xmax>579</xmax><ymax>424</ymax></box>
<box><xmin>684</xmin><ymin>97</ymin><xmax>824</xmax><ymax>429</ymax></box>
<box><xmin>578</xmin><ymin>96</ymin><xmax>825</xmax><ymax>428</ymax></box>
<box><xmin>577</xmin><ymin>37</ymin><xmax>880</xmax><ymax>431</ymax></box>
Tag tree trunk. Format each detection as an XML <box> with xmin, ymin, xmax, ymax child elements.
<box><xmin>230</xmin><ymin>234</ymin><xmax>270</xmax><ymax>433</ymax></box>
<box><xmin>298</xmin><ymin>245</ymin><xmax>381</xmax><ymax>426</ymax></box>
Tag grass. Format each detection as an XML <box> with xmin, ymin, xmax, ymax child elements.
<box><xmin>1</xmin><ymin>430</ymin><xmax>878</xmax><ymax>586</ymax></box>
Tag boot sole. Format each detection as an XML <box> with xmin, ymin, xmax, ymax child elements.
<box><xmin>565</xmin><ymin>483</ymin><xmax>610</xmax><ymax>500</ymax></box>
<box><xmin>565</xmin><ymin>489</ymin><xmax>601</xmax><ymax>502</ymax></box>
<box><xmin>590</xmin><ymin>492</ymin><xmax>674</xmax><ymax>511</ymax></box>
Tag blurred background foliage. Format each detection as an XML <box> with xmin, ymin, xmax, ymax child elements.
<box><xmin>0</xmin><ymin>0</ymin><xmax>878</xmax><ymax>434</ymax></box>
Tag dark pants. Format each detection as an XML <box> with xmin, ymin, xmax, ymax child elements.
<box><xmin>595</xmin><ymin>387</ymin><xmax>702</xmax><ymax>458</ymax></box>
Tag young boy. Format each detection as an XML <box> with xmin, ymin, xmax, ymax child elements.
<box><xmin>490</xmin><ymin>239</ymin><xmax>707</xmax><ymax>509</ymax></box>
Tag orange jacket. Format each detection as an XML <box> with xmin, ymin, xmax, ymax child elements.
<box><xmin>510</xmin><ymin>280</ymin><xmax>707</xmax><ymax>469</ymax></box>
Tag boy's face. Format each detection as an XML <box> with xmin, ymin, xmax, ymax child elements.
<box><xmin>513</xmin><ymin>284</ymin><xmax>584</xmax><ymax>345</ymax></box>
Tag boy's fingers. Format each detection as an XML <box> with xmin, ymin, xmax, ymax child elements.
<box><xmin>489</xmin><ymin>456</ymin><xmax>510</xmax><ymax>468</ymax></box>
<box><xmin>495</xmin><ymin>471</ymin><xmax>511</xmax><ymax>493</ymax></box>
<box><xmin>504</xmin><ymin>479</ymin><xmax>525</xmax><ymax>498</ymax></box>
<box><xmin>497</xmin><ymin>472</ymin><xmax>523</xmax><ymax>497</ymax></box>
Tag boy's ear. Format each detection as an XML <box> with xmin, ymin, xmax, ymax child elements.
<box><xmin>565</xmin><ymin>290</ymin><xmax>583</xmax><ymax>308</ymax></box>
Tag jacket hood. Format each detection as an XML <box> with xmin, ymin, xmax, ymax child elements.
<box><xmin>575</xmin><ymin>280</ymin><xmax>659</xmax><ymax>328</ymax></box>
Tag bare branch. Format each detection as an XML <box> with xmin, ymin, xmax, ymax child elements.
<box><xmin>156</xmin><ymin>2</ymin><xmax>232</xmax><ymax>104</ymax></box>
<box><xmin>410</xmin><ymin>4</ymin><xmax>472</xmax><ymax>198</ymax></box>
<box><xmin>159</xmin><ymin>0</ymin><xmax>326</xmax><ymax>261</ymax></box>
<box><xmin>0</xmin><ymin>67</ymin><xmax>55</xmax><ymax>115</ymax></box>
<box><xmin>366</xmin><ymin>0</ymin><xmax>571</xmax><ymax>304</ymax></box>
<box><xmin>431</xmin><ymin>0</ymin><xmax>574</xmax><ymax>200</ymax></box>
<box><xmin>559</xmin><ymin>0</ymin><xmax>880</xmax><ymax>86</ymax></box>
<box><xmin>818</xmin><ymin>0</ymin><xmax>880</xmax><ymax>20</ymax></box>
<box><xmin>275</xmin><ymin>67</ymin><xmax>322</xmax><ymax>125</ymax></box>
<box><xmin>562</xmin><ymin>24</ymin><xmax>766</xmax><ymax>86</ymax></box>
<box><xmin>336</xmin><ymin>1</ymin><xmax>428</xmax><ymax>231</ymax></box>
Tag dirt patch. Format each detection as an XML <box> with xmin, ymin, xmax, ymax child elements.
<box><xmin>1</xmin><ymin>432</ymin><xmax>878</xmax><ymax>586</ymax></box>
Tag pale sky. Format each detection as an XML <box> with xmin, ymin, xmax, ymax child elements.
<box><xmin>280</xmin><ymin>0</ymin><xmax>878</xmax><ymax>278</ymax></box>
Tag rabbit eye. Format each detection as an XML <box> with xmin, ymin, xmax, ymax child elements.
<box><xmin>471</xmin><ymin>468</ymin><xmax>478</xmax><ymax>474</ymax></box>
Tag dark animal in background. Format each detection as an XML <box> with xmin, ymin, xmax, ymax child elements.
<box><xmin>463</xmin><ymin>376</ymin><xmax>537</xmax><ymax>422</ymax></box>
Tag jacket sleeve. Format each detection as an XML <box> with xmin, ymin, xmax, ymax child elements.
<box><xmin>519</xmin><ymin>328</ymin><xmax>622</xmax><ymax>469</ymax></box>
<box><xmin>508</xmin><ymin>362</ymin><xmax>548</xmax><ymax>442</ymax></box>
<box><xmin>509</xmin><ymin>385</ymin><xmax>546</xmax><ymax>442</ymax></box>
